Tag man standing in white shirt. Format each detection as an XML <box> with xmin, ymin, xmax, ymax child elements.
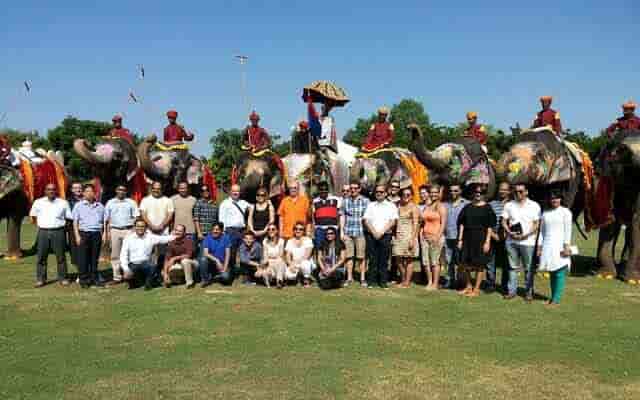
<box><xmin>502</xmin><ymin>184</ymin><xmax>541</xmax><ymax>301</ymax></box>
<box><xmin>362</xmin><ymin>184</ymin><xmax>399</xmax><ymax>289</ymax></box>
<box><xmin>139</xmin><ymin>181</ymin><xmax>174</xmax><ymax>265</ymax></box>
<box><xmin>120</xmin><ymin>219</ymin><xmax>175</xmax><ymax>290</ymax></box>
<box><xmin>218</xmin><ymin>184</ymin><xmax>250</xmax><ymax>267</ymax></box>
<box><xmin>104</xmin><ymin>185</ymin><xmax>139</xmax><ymax>284</ymax></box>
<box><xmin>29</xmin><ymin>184</ymin><xmax>72</xmax><ymax>287</ymax></box>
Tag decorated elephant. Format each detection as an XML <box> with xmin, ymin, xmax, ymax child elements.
<box><xmin>232</xmin><ymin>148</ymin><xmax>285</xmax><ymax>204</ymax></box>
<box><xmin>73</xmin><ymin>137</ymin><xmax>147</xmax><ymax>203</ymax></box>
<box><xmin>0</xmin><ymin>136</ymin><xmax>68</xmax><ymax>258</ymax></box>
<box><xmin>593</xmin><ymin>129</ymin><xmax>640</xmax><ymax>283</ymax></box>
<box><xmin>496</xmin><ymin>127</ymin><xmax>593</xmax><ymax>218</ymax></box>
<box><xmin>408</xmin><ymin>124</ymin><xmax>496</xmax><ymax>199</ymax></box>
<box><xmin>284</xmin><ymin>140</ymin><xmax>357</xmax><ymax>198</ymax></box>
<box><xmin>137</xmin><ymin>135</ymin><xmax>216</xmax><ymax>197</ymax></box>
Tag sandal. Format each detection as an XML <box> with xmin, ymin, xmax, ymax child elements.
<box><xmin>465</xmin><ymin>289</ymin><xmax>480</xmax><ymax>297</ymax></box>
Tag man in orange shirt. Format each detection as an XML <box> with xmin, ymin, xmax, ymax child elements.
<box><xmin>277</xmin><ymin>182</ymin><xmax>310</xmax><ymax>239</ymax></box>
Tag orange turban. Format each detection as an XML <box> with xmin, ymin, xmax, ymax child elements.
<box><xmin>540</xmin><ymin>96</ymin><xmax>553</xmax><ymax>103</ymax></box>
<box><xmin>166</xmin><ymin>110</ymin><xmax>178</xmax><ymax>118</ymax></box>
<box><xmin>466</xmin><ymin>111</ymin><xmax>478</xmax><ymax>120</ymax></box>
<box><xmin>622</xmin><ymin>101</ymin><xmax>636</xmax><ymax>110</ymax></box>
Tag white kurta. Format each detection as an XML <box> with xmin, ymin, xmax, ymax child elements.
<box><xmin>539</xmin><ymin>206</ymin><xmax>572</xmax><ymax>272</ymax></box>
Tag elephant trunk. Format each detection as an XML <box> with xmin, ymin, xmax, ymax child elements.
<box><xmin>137</xmin><ymin>135</ymin><xmax>166</xmax><ymax>182</ymax></box>
<box><xmin>408</xmin><ymin>124</ymin><xmax>448</xmax><ymax>172</ymax></box>
<box><xmin>74</xmin><ymin>139</ymin><xmax>111</xmax><ymax>164</ymax></box>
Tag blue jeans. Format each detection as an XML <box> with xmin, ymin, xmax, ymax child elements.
<box><xmin>487</xmin><ymin>239</ymin><xmax>508</xmax><ymax>290</ymax></box>
<box><xmin>199</xmin><ymin>256</ymin><xmax>234</xmax><ymax>285</ymax></box>
<box><xmin>506</xmin><ymin>242</ymin><xmax>535</xmax><ymax>296</ymax></box>
<box><xmin>444</xmin><ymin>238</ymin><xmax>459</xmax><ymax>288</ymax></box>
<box><xmin>129</xmin><ymin>261</ymin><xmax>158</xmax><ymax>288</ymax></box>
<box><xmin>225</xmin><ymin>227</ymin><xmax>244</xmax><ymax>267</ymax></box>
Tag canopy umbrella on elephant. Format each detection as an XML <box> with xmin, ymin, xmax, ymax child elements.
<box><xmin>408</xmin><ymin>124</ymin><xmax>495</xmax><ymax>200</ymax></box>
<box><xmin>0</xmin><ymin>134</ymin><xmax>68</xmax><ymax>259</ymax></box>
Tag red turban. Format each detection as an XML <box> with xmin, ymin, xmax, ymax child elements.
<box><xmin>540</xmin><ymin>96</ymin><xmax>553</xmax><ymax>103</ymax></box>
<box><xmin>249</xmin><ymin>111</ymin><xmax>260</xmax><ymax>121</ymax></box>
<box><xmin>167</xmin><ymin>110</ymin><xmax>178</xmax><ymax>119</ymax></box>
<box><xmin>622</xmin><ymin>101</ymin><xmax>637</xmax><ymax>110</ymax></box>
<box><xmin>112</xmin><ymin>115</ymin><xmax>122</xmax><ymax>122</ymax></box>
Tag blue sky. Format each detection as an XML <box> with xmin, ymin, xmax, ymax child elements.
<box><xmin>2</xmin><ymin>1</ymin><xmax>638</xmax><ymax>155</ymax></box>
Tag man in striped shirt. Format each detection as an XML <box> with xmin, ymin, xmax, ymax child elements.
<box><xmin>311</xmin><ymin>181</ymin><xmax>342</xmax><ymax>248</ymax></box>
<box><xmin>488</xmin><ymin>182</ymin><xmax>511</xmax><ymax>292</ymax></box>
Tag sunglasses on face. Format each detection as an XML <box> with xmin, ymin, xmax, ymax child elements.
<box><xmin>268</xmin><ymin>227</ymin><xmax>278</xmax><ymax>231</ymax></box>
<box><xmin>257</xmin><ymin>193</ymin><xmax>266</xmax><ymax>197</ymax></box>
<box><xmin>326</xmin><ymin>232</ymin><xmax>336</xmax><ymax>235</ymax></box>
<box><xmin>294</xmin><ymin>228</ymin><xmax>305</xmax><ymax>232</ymax></box>
<box><xmin>376</xmin><ymin>191</ymin><xmax>386</xmax><ymax>194</ymax></box>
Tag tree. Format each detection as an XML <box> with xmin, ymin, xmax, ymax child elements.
<box><xmin>47</xmin><ymin>116</ymin><xmax>113</xmax><ymax>181</ymax></box>
<box><xmin>343</xmin><ymin>98</ymin><xmax>441</xmax><ymax>149</ymax></box>
<box><xmin>208</xmin><ymin>128</ymin><xmax>244</xmax><ymax>186</ymax></box>
<box><xmin>0</xmin><ymin>128</ymin><xmax>48</xmax><ymax>149</ymax></box>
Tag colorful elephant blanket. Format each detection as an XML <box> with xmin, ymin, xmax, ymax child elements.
<box><xmin>432</xmin><ymin>143</ymin><xmax>490</xmax><ymax>185</ymax></box>
<box><xmin>355</xmin><ymin>147</ymin><xmax>429</xmax><ymax>203</ymax></box>
<box><xmin>0</xmin><ymin>159</ymin><xmax>67</xmax><ymax>205</ymax></box>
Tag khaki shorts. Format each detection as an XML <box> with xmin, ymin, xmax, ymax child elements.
<box><xmin>421</xmin><ymin>237</ymin><xmax>444</xmax><ymax>267</ymax></box>
<box><xmin>344</xmin><ymin>235</ymin><xmax>366</xmax><ymax>259</ymax></box>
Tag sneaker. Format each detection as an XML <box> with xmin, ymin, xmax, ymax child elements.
<box><xmin>343</xmin><ymin>280</ymin><xmax>352</xmax><ymax>287</ymax></box>
<box><xmin>34</xmin><ymin>281</ymin><xmax>45</xmax><ymax>288</ymax></box>
<box><xmin>185</xmin><ymin>282</ymin><xmax>195</xmax><ymax>289</ymax></box>
<box><xmin>200</xmin><ymin>280</ymin><xmax>212</xmax><ymax>288</ymax></box>
<box><xmin>243</xmin><ymin>280</ymin><xmax>257</xmax><ymax>286</ymax></box>
<box><xmin>360</xmin><ymin>281</ymin><xmax>368</xmax><ymax>288</ymax></box>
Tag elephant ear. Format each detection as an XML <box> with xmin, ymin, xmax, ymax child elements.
<box><xmin>0</xmin><ymin>165</ymin><xmax>22</xmax><ymax>202</ymax></box>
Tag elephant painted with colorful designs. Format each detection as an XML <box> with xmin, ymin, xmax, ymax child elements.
<box><xmin>408</xmin><ymin>124</ymin><xmax>496</xmax><ymax>199</ymax></box>
<box><xmin>74</xmin><ymin>136</ymin><xmax>147</xmax><ymax>204</ymax></box>
<box><xmin>137</xmin><ymin>135</ymin><xmax>217</xmax><ymax>198</ymax></box>
<box><xmin>0</xmin><ymin>136</ymin><xmax>68</xmax><ymax>258</ymax></box>
<box><xmin>496</xmin><ymin>127</ymin><xmax>592</xmax><ymax>218</ymax></box>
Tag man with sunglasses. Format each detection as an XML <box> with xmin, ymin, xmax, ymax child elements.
<box><xmin>340</xmin><ymin>182</ymin><xmax>370</xmax><ymax>286</ymax></box>
<box><xmin>363</xmin><ymin>184</ymin><xmax>398</xmax><ymax>289</ymax></box>
<box><xmin>443</xmin><ymin>184</ymin><xmax>469</xmax><ymax>289</ymax></box>
<box><xmin>502</xmin><ymin>184</ymin><xmax>541</xmax><ymax>301</ymax></box>
<box><xmin>104</xmin><ymin>185</ymin><xmax>139</xmax><ymax>285</ymax></box>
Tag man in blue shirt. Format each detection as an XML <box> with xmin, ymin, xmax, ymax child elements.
<box><xmin>199</xmin><ymin>222</ymin><xmax>233</xmax><ymax>287</ymax></box>
<box><xmin>443</xmin><ymin>184</ymin><xmax>469</xmax><ymax>289</ymax></box>
<box><xmin>72</xmin><ymin>184</ymin><xmax>106</xmax><ymax>288</ymax></box>
<box><xmin>104</xmin><ymin>185</ymin><xmax>139</xmax><ymax>284</ymax></box>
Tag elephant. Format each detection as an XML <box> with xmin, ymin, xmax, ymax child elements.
<box><xmin>593</xmin><ymin>129</ymin><xmax>640</xmax><ymax>283</ymax></box>
<box><xmin>137</xmin><ymin>135</ymin><xmax>216</xmax><ymax>197</ymax></box>
<box><xmin>408</xmin><ymin>124</ymin><xmax>496</xmax><ymax>199</ymax></box>
<box><xmin>0</xmin><ymin>150</ymin><xmax>68</xmax><ymax>259</ymax></box>
<box><xmin>73</xmin><ymin>137</ymin><xmax>146</xmax><ymax>203</ymax></box>
<box><xmin>233</xmin><ymin>150</ymin><xmax>285</xmax><ymax>204</ymax></box>
<box><xmin>283</xmin><ymin>140</ymin><xmax>357</xmax><ymax>198</ymax></box>
<box><xmin>495</xmin><ymin>127</ymin><xmax>589</xmax><ymax>218</ymax></box>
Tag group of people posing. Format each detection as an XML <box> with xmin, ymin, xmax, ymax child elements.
<box><xmin>29</xmin><ymin>172</ymin><xmax>574</xmax><ymax>307</ymax></box>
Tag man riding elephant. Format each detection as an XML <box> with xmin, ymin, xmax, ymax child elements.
<box><xmin>409</xmin><ymin>124</ymin><xmax>496</xmax><ymax>199</ymax></box>
<box><xmin>361</xmin><ymin>107</ymin><xmax>395</xmax><ymax>153</ymax></box>
<box><xmin>593</xmin><ymin>106</ymin><xmax>640</xmax><ymax>284</ymax></box>
<box><xmin>108</xmin><ymin>115</ymin><xmax>134</xmax><ymax>144</ymax></box>
<box><xmin>233</xmin><ymin>111</ymin><xmax>285</xmax><ymax>203</ymax></box>
<box><xmin>606</xmin><ymin>101</ymin><xmax>640</xmax><ymax>139</ymax></box>
<box><xmin>532</xmin><ymin>96</ymin><xmax>562</xmax><ymax>136</ymax></box>
<box><xmin>1</xmin><ymin>134</ymin><xmax>68</xmax><ymax>258</ymax></box>
<box><xmin>463</xmin><ymin>111</ymin><xmax>488</xmax><ymax>148</ymax></box>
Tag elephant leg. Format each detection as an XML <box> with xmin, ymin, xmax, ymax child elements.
<box><xmin>5</xmin><ymin>214</ymin><xmax>24</xmax><ymax>259</ymax></box>
<box><xmin>597</xmin><ymin>222</ymin><xmax>620</xmax><ymax>279</ymax></box>
<box><xmin>626</xmin><ymin>210</ymin><xmax>640</xmax><ymax>284</ymax></box>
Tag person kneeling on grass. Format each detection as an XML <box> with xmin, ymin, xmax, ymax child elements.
<box><xmin>284</xmin><ymin>221</ymin><xmax>315</xmax><ymax>287</ymax></box>
<box><xmin>199</xmin><ymin>222</ymin><xmax>233</xmax><ymax>287</ymax></box>
<box><xmin>162</xmin><ymin>224</ymin><xmax>198</xmax><ymax>289</ymax></box>
<box><xmin>537</xmin><ymin>190</ymin><xmax>572</xmax><ymax>307</ymax></box>
<box><xmin>238</xmin><ymin>230</ymin><xmax>263</xmax><ymax>286</ymax></box>
<box><xmin>317</xmin><ymin>227</ymin><xmax>347</xmax><ymax>290</ymax></box>
<box><xmin>120</xmin><ymin>219</ymin><xmax>175</xmax><ymax>291</ymax></box>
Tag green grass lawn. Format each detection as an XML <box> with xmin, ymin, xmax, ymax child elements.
<box><xmin>1</xmin><ymin>222</ymin><xmax>639</xmax><ymax>399</ymax></box>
